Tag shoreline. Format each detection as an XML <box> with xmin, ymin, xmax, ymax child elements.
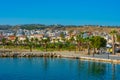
<box><xmin>0</xmin><ymin>51</ymin><xmax>120</xmax><ymax>64</ymax></box>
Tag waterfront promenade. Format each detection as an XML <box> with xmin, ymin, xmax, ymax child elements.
<box><xmin>56</xmin><ymin>51</ymin><xmax>120</xmax><ymax>60</ymax></box>
<box><xmin>54</xmin><ymin>51</ymin><xmax>120</xmax><ymax>63</ymax></box>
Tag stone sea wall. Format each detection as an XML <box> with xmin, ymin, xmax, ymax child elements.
<box><xmin>0</xmin><ymin>52</ymin><xmax>62</xmax><ymax>58</ymax></box>
<box><xmin>1</xmin><ymin>51</ymin><xmax>120</xmax><ymax>64</ymax></box>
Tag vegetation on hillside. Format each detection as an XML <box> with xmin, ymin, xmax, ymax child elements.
<box><xmin>1</xmin><ymin>35</ymin><xmax>107</xmax><ymax>55</ymax></box>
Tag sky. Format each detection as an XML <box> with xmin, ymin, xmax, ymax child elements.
<box><xmin>0</xmin><ymin>0</ymin><xmax>120</xmax><ymax>25</ymax></box>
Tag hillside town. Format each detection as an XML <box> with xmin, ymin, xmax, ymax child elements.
<box><xmin>0</xmin><ymin>26</ymin><xmax>118</xmax><ymax>46</ymax></box>
<box><xmin>0</xmin><ymin>27</ymin><xmax>112</xmax><ymax>43</ymax></box>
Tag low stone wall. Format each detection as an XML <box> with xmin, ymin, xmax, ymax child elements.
<box><xmin>0</xmin><ymin>52</ymin><xmax>62</xmax><ymax>58</ymax></box>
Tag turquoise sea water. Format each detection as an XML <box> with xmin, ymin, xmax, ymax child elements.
<box><xmin>0</xmin><ymin>58</ymin><xmax>120</xmax><ymax>80</ymax></box>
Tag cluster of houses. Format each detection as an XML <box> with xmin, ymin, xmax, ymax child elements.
<box><xmin>0</xmin><ymin>28</ymin><xmax>115</xmax><ymax>46</ymax></box>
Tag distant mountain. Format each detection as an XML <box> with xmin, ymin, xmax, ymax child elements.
<box><xmin>0</xmin><ymin>24</ymin><xmax>120</xmax><ymax>30</ymax></box>
<box><xmin>0</xmin><ymin>25</ymin><xmax>13</xmax><ymax>30</ymax></box>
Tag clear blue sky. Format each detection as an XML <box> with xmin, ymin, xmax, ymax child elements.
<box><xmin>0</xmin><ymin>0</ymin><xmax>120</xmax><ymax>25</ymax></box>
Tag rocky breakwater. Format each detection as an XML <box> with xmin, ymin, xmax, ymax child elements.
<box><xmin>0</xmin><ymin>52</ymin><xmax>62</xmax><ymax>58</ymax></box>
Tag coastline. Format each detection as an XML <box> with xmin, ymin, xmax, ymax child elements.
<box><xmin>1</xmin><ymin>50</ymin><xmax>120</xmax><ymax>64</ymax></box>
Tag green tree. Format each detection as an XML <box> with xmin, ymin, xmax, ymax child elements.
<box><xmin>42</xmin><ymin>37</ymin><xmax>50</xmax><ymax>52</ymax></box>
<box><xmin>34</xmin><ymin>38</ymin><xmax>39</xmax><ymax>48</ymax></box>
<box><xmin>69</xmin><ymin>37</ymin><xmax>75</xmax><ymax>51</ymax></box>
<box><xmin>90</xmin><ymin>36</ymin><xmax>107</xmax><ymax>56</ymax></box>
<box><xmin>84</xmin><ymin>37</ymin><xmax>91</xmax><ymax>55</ymax></box>
<box><xmin>1</xmin><ymin>38</ymin><xmax>7</xmax><ymax>53</ymax></box>
<box><xmin>25</xmin><ymin>37</ymin><xmax>33</xmax><ymax>52</ymax></box>
<box><xmin>31</xmin><ymin>38</ymin><xmax>34</xmax><ymax>42</ymax></box>
<box><xmin>110</xmin><ymin>30</ymin><xmax>117</xmax><ymax>55</ymax></box>
<box><xmin>35</xmin><ymin>38</ymin><xmax>39</xmax><ymax>43</ymax></box>
<box><xmin>76</xmin><ymin>34</ymin><xmax>84</xmax><ymax>51</ymax></box>
<box><xmin>28</xmin><ymin>41</ymin><xmax>33</xmax><ymax>52</ymax></box>
<box><xmin>24</xmin><ymin>37</ymin><xmax>29</xmax><ymax>45</ymax></box>
<box><xmin>60</xmin><ymin>32</ymin><xmax>66</xmax><ymax>44</ymax></box>
<box><xmin>7</xmin><ymin>40</ymin><xmax>13</xmax><ymax>46</ymax></box>
<box><xmin>56</xmin><ymin>42</ymin><xmax>63</xmax><ymax>51</ymax></box>
<box><xmin>7</xmin><ymin>40</ymin><xmax>13</xmax><ymax>49</ymax></box>
<box><xmin>60</xmin><ymin>32</ymin><xmax>65</xmax><ymax>39</ymax></box>
<box><xmin>14</xmin><ymin>37</ymin><xmax>19</xmax><ymax>45</ymax></box>
<box><xmin>52</xmin><ymin>38</ymin><xmax>56</xmax><ymax>49</ymax></box>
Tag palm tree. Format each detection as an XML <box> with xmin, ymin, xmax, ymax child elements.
<box><xmin>31</xmin><ymin>38</ymin><xmax>34</xmax><ymax>42</ymax></box>
<box><xmin>38</xmin><ymin>40</ymin><xmax>41</xmax><ymax>49</ymax></box>
<box><xmin>14</xmin><ymin>37</ymin><xmax>19</xmax><ymax>46</ymax></box>
<box><xmin>69</xmin><ymin>37</ymin><xmax>75</xmax><ymax>51</ymax></box>
<box><xmin>116</xmin><ymin>34</ymin><xmax>120</xmax><ymax>42</ymax></box>
<box><xmin>42</xmin><ymin>37</ymin><xmax>50</xmax><ymax>52</ymax></box>
<box><xmin>76</xmin><ymin>34</ymin><xmax>84</xmax><ymax>51</ymax></box>
<box><xmin>7</xmin><ymin>40</ymin><xmax>13</xmax><ymax>49</ymax></box>
<box><xmin>68</xmin><ymin>30</ymin><xmax>73</xmax><ymax>38</ymax></box>
<box><xmin>1</xmin><ymin>38</ymin><xmax>7</xmax><ymax>53</ymax></box>
<box><xmin>53</xmin><ymin>38</ymin><xmax>56</xmax><ymax>49</ymax></box>
<box><xmin>35</xmin><ymin>38</ymin><xmax>39</xmax><ymax>48</ymax></box>
<box><xmin>60</xmin><ymin>32</ymin><xmax>65</xmax><ymax>39</ymax></box>
<box><xmin>24</xmin><ymin>37</ymin><xmax>33</xmax><ymax>52</ymax></box>
<box><xmin>85</xmin><ymin>37</ymin><xmax>91</xmax><ymax>55</ymax></box>
<box><xmin>28</xmin><ymin>42</ymin><xmax>33</xmax><ymax>52</ymax></box>
<box><xmin>25</xmin><ymin>37</ymin><xmax>29</xmax><ymax>44</ymax></box>
<box><xmin>35</xmin><ymin>38</ymin><xmax>38</xmax><ymax>43</ymax></box>
<box><xmin>19</xmin><ymin>40</ymin><xmax>23</xmax><ymax>50</ymax></box>
<box><xmin>110</xmin><ymin>30</ymin><xmax>117</xmax><ymax>55</ymax></box>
